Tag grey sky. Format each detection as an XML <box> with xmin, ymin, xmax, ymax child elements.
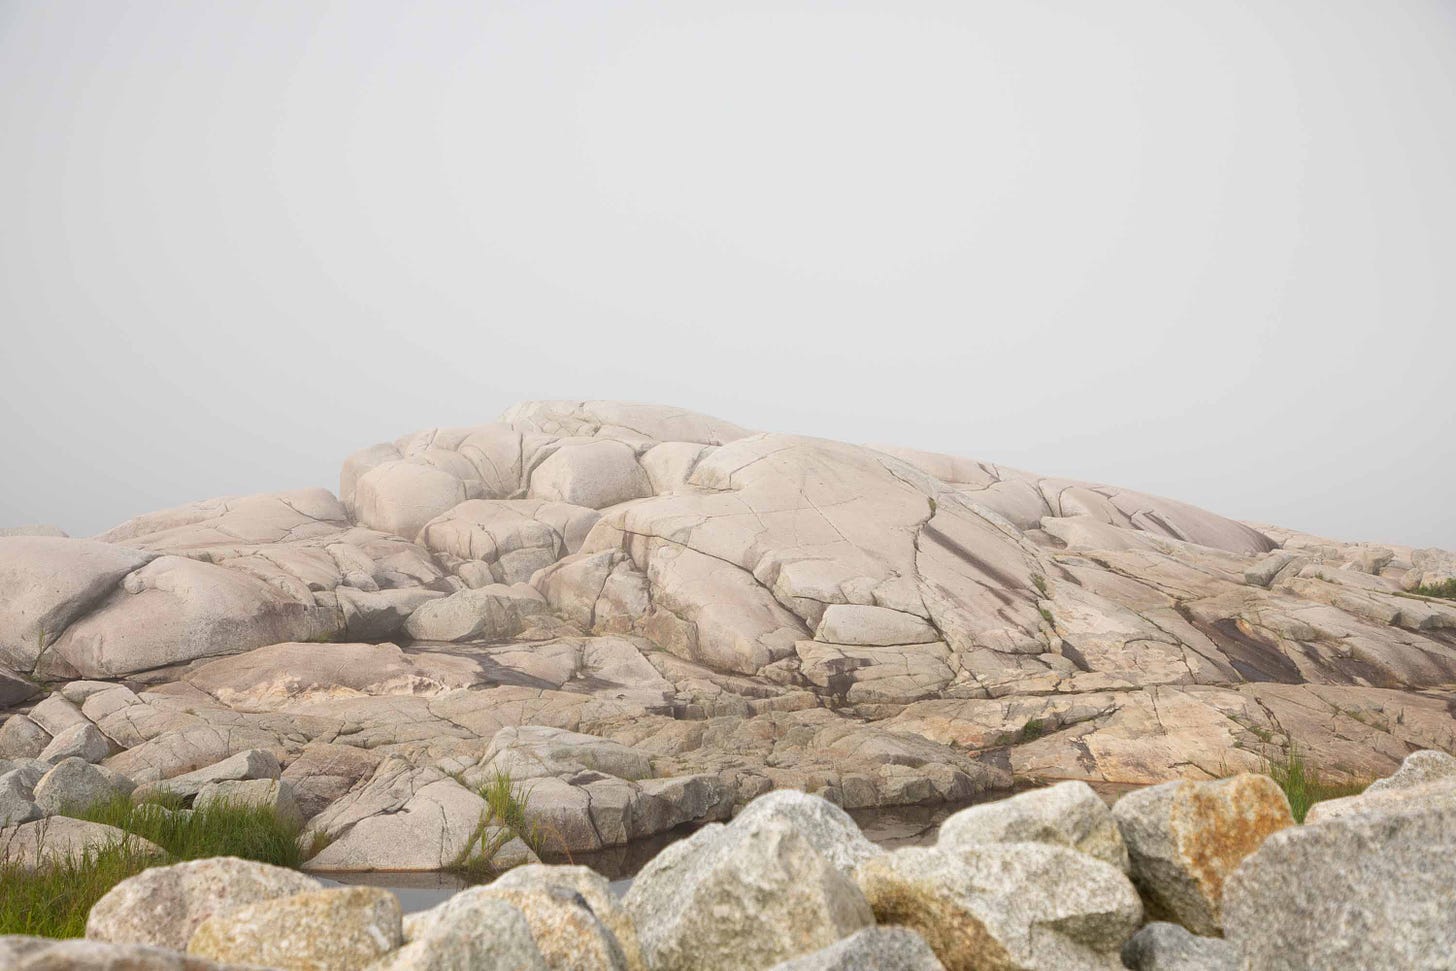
<box><xmin>2</xmin><ymin>1</ymin><xmax>1453</xmax><ymax>548</ymax></box>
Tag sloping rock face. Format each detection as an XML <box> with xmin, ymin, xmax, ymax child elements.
<box><xmin>3</xmin><ymin>400</ymin><xmax>1455</xmax><ymax>864</ymax></box>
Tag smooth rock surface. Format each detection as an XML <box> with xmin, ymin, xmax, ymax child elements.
<box><xmin>1120</xmin><ymin>922</ymin><xmax>1240</xmax><ymax>971</ymax></box>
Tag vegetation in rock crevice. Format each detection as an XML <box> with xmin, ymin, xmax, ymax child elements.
<box><xmin>1412</xmin><ymin>578</ymin><xmax>1456</xmax><ymax>601</ymax></box>
<box><xmin>451</xmin><ymin>769</ymin><xmax>546</xmax><ymax>882</ymax></box>
<box><xmin>1261</xmin><ymin>746</ymin><xmax>1368</xmax><ymax>823</ymax></box>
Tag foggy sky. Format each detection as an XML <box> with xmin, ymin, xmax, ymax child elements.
<box><xmin>2</xmin><ymin>1</ymin><xmax>1454</xmax><ymax>548</ymax></box>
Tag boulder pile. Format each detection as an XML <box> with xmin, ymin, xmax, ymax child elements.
<box><xmin>2</xmin><ymin>752</ymin><xmax>1454</xmax><ymax>968</ymax></box>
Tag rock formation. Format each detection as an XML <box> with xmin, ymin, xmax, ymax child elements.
<box><xmin>3</xmin><ymin>400</ymin><xmax>1455</xmax><ymax>864</ymax></box>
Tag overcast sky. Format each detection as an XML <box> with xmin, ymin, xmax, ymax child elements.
<box><xmin>2</xmin><ymin>1</ymin><xmax>1453</xmax><ymax>548</ymax></box>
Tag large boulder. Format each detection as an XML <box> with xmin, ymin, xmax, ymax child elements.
<box><xmin>0</xmin><ymin>536</ymin><xmax>153</xmax><ymax>673</ymax></box>
<box><xmin>37</xmin><ymin>722</ymin><xmax>111</xmax><ymax>764</ymax></box>
<box><xmin>401</xmin><ymin>583</ymin><xmax>551</xmax><ymax>642</ymax></box>
<box><xmin>767</xmin><ymin>927</ymin><xmax>945</xmax><ymax>971</ymax></box>
<box><xmin>1223</xmin><ymin>801</ymin><xmax>1456</xmax><ymax>970</ymax></box>
<box><xmin>377</xmin><ymin>893</ymin><xmax>548</xmax><ymax>971</ymax></box>
<box><xmin>0</xmin><ymin>768</ymin><xmax>41</xmax><ymax>826</ymax></box>
<box><xmin>0</xmin><ymin>716</ymin><xmax>50</xmax><ymax>760</ymax></box>
<box><xmin>623</xmin><ymin>815</ymin><xmax>874</xmax><ymax>971</ymax></box>
<box><xmin>0</xmin><ymin>817</ymin><xmax>163</xmax><ymax>869</ymax></box>
<box><xmin>527</xmin><ymin>439</ymin><xmax>653</xmax><ymax>509</ymax></box>
<box><xmin>135</xmin><ymin>749</ymin><xmax>281</xmax><ymax>801</ymax></box>
<box><xmin>36</xmin><ymin>555</ymin><xmax>338</xmax><ymax>679</ymax></box>
<box><xmin>1305</xmin><ymin>749</ymin><xmax>1456</xmax><ymax>824</ymax></box>
<box><xmin>187</xmin><ymin>886</ymin><xmax>402</xmax><ymax>970</ymax></box>
<box><xmin>0</xmin><ymin>667</ymin><xmax>39</xmax><ymax>708</ymax></box>
<box><xmin>0</xmin><ymin>936</ymin><xmax>250</xmax><ymax>970</ymax></box>
<box><xmin>195</xmin><ymin>779</ymin><xmax>303</xmax><ymax>830</ymax></box>
<box><xmin>491</xmin><ymin>863</ymin><xmax>645</xmax><ymax>971</ymax></box>
<box><xmin>728</xmin><ymin>788</ymin><xmax>882</xmax><ymax>874</ymax></box>
<box><xmin>937</xmin><ymin>781</ymin><xmax>1128</xmax><ymax>871</ymax></box>
<box><xmin>1120</xmin><ymin>922</ymin><xmax>1240</xmax><ymax>971</ymax></box>
<box><xmin>87</xmin><ymin>857</ymin><xmax>322</xmax><ymax>951</ymax></box>
<box><xmin>32</xmin><ymin>756</ymin><xmax>133</xmax><ymax>814</ymax></box>
<box><xmin>1111</xmin><ymin>774</ymin><xmax>1292</xmax><ymax>935</ymax></box>
<box><xmin>856</xmin><ymin>844</ymin><xmax>1141</xmax><ymax>971</ymax></box>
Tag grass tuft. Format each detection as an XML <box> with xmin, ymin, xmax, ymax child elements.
<box><xmin>0</xmin><ymin>795</ymin><xmax>307</xmax><ymax>939</ymax></box>
<box><xmin>452</xmin><ymin>769</ymin><xmax>544</xmax><ymax>881</ymax></box>
<box><xmin>1261</xmin><ymin>745</ymin><xmax>1368</xmax><ymax>823</ymax></box>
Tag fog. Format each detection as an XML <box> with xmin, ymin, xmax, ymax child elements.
<box><xmin>2</xmin><ymin>1</ymin><xmax>1453</xmax><ymax>547</ymax></box>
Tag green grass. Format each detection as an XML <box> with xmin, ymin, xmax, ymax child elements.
<box><xmin>1413</xmin><ymin>578</ymin><xmax>1456</xmax><ymax>601</ymax></box>
<box><xmin>0</xmin><ymin>795</ymin><xmax>308</xmax><ymax>939</ymax></box>
<box><xmin>1261</xmin><ymin>745</ymin><xmax>1368</xmax><ymax>823</ymax></box>
<box><xmin>0</xmin><ymin>836</ymin><xmax>157</xmax><ymax>939</ymax></box>
<box><xmin>452</xmin><ymin>769</ymin><xmax>545</xmax><ymax>881</ymax></box>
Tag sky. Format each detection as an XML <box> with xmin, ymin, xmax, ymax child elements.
<box><xmin>1</xmin><ymin>1</ymin><xmax>1454</xmax><ymax>548</ymax></box>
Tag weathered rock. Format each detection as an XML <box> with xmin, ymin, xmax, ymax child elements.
<box><xmin>281</xmin><ymin>743</ymin><xmax>383</xmax><ymax>819</ymax></box>
<box><xmin>402</xmin><ymin>583</ymin><xmax>551</xmax><ymax>642</ymax></box>
<box><xmin>195</xmin><ymin>779</ymin><xmax>302</xmax><ymax>830</ymax></box>
<box><xmin>1306</xmin><ymin>749</ymin><xmax>1456</xmax><ymax>824</ymax></box>
<box><xmin>87</xmin><ymin>856</ymin><xmax>323</xmax><ymax>951</ymax></box>
<box><xmin>38</xmin><ymin>722</ymin><xmax>111</xmax><ymax>764</ymax></box>
<box><xmin>938</xmin><ymin>780</ymin><xmax>1128</xmax><ymax>871</ymax></box>
<box><xmin>27</xmin><ymin>693</ymin><xmax>89</xmax><ymax>736</ymax></box>
<box><xmin>491</xmin><ymin>863</ymin><xmax>645</xmax><ymax>971</ymax></box>
<box><xmin>479</xmin><ymin>886</ymin><xmax>630</xmax><ymax>970</ymax></box>
<box><xmin>0</xmin><ymin>936</ymin><xmax>252</xmax><ymax>970</ymax></box>
<box><xmin>528</xmin><ymin>438</ymin><xmax>652</xmax><ymax>509</ymax></box>
<box><xmin>32</xmin><ymin>756</ymin><xmax>134</xmax><ymax>815</ymax></box>
<box><xmin>0</xmin><ymin>769</ymin><xmax>42</xmax><ymax>826</ymax></box>
<box><xmin>1111</xmin><ymin>773</ymin><xmax>1292</xmax><ymax>935</ymax></box>
<box><xmin>0</xmin><ymin>817</ymin><xmax>163</xmax><ymax>869</ymax></box>
<box><xmin>188</xmin><ymin>886</ymin><xmax>402</xmax><ymax>970</ymax></box>
<box><xmin>484</xmin><ymin>724</ymin><xmax>655</xmax><ymax>781</ymax></box>
<box><xmin>729</xmin><ymin>788</ymin><xmax>882</xmax><ymax>874</ymax></box>
<box><xmin>378</xmin><ymin>893</ymin><xmax>548</xmax><ymax>971</ymax></box>
<box><xmin>136</xmin><ymin>749</ymin><xmax>281</xmax><ymax>801</ymax></box>
<box><xmin>1120</xmin><ymin>922</ymin><xmax>1240</xmax><ymax>971</ymax></box>
<box><xmin>1223</xmin><ymin>802</ymin><xmax>1456</xmax><ymax>970</ymax></box>
<box><xmin>0</xmin><ymin>536</ymin><xmax>154</xmax><ymax>673</ymax></box>
<box><xmin>0</xmin><ymin>667</ymin><xmax>39</xmax><ymax>708</ymax></box>
<box><xmin>624</xmin><ymin>815</ymin><xmax>874</xmax><ymax>971</ymax></box>
<box><xmin>304</xmin><ymin>765</ymin><xmax>487</xmax><ymax>871</ymax></box>
<box><xmin>856</xmin><ymin>844</ymin><xmax>1140</xmax><ymax>971</ymax></box>
<box><xmin>0</xmin><ymin>716</ymin><xmax>50</xmax><ymax>760</ymax></box>
<box><xmin>766</xmin><ymin>927</ymin><xmax>945</xmax><ymax>970</ymax></box>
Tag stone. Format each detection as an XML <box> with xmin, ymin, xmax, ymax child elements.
<box><xmin>135</xmin><ymin>748</ymin><xmax>281</xmax><ymax>801</ymax></box>
<box><xmin>490</xmin><ymin>863</ymin><xmax>645</xmax><ymax>971</ymax></box>
<box><xmin>0</xmin><ymin>536</ymin><xmax>153</xmax><ymax>672</ymax></box>
<box><xmin>87</xmin><ymin>856</ymin><xmax>323</xmax><ymax>951</ymax></box>
<box><xmin>37</xmin><ymin>554</ymin><xmax>340</xmax><ymax>680</ymax></box>
<box><xmin>728</xmin><ymin>788</ymin><xmax>882</xmax><ymax>874</ymax></box>
<box><xmin>856</xmin><ymin>844</ymin><xmax>1141</xmax><ymax>971</ymax></box>
<box><xmin>937</xmin><ymin>780</ymin><xmax>1129</xmax><ymax>871</ymax></box>
<box><xmin>27</xmin><ymin>693</ymin><xmax>89</xmax><ymax>736</ymax></box>
<box><xmin>379</xmin><ymin>893</ymin><xmax>548</xmax><ymax>971</ymax></box>
<box><xmin>1121</xmin><ymin>922</ymin><xmax>1240</xmax><ymax>971</ymax></box>
<box><xmin>1111</xmin><ymin>773</ymin><xmax>1293</xmax><ymax>935</ymax></box>
<box><xmin>484</xmin><ymin>724</ymin><xmax>655</xmax><ymax>781</ymax></box>
<box><xmin>0</xmin><ymin>716</ymin><xmax>50</xmax><ymax>760</ymax></box>
<box><xmin>528</xmin><ymin>438</ymin><xmax>652</xmax><ymax>509</ymax></box>
<box><xmin>402</xmin><ymin>583</ymin><xmax>551</xmax><ymax>642</ymax></box>
<box><xmin>0</xmin><ymin>770</ymin><xmax>42</xmax><ymax>826</ymax></box>
<box><xmin>32</xmin><ymin>756</ymin><xmax>134</xmax><ymax>815</ymax></box>
<box><xmin>303</xmin><ymin>768</ymin><xmax>487</xmax><ymax>871</ymax></box>
<box><xmin>280</xmin><ymin>743</ymin><xmax>383</xmax><ymax>819</ymax></box>
<box><xmin>195</xmin><ymin>778</ymin><xmax>303</xmax><ymax>829</ymax></box>
<box><xmin>188</xmin><ymin>886</ymin><xmax>402</xmax><ymax>970</ymax></box>
<box><xmin>1306</xmin><ymin>749</ymin><xmax>1456</xmax><ymax>824</ymax></box>
<box><xmin>479</xmin><ymin>886</ymin><xmax>630</xmax><ymax>970</ymax></box>
<box><xmin>767</xmin><ymin>927</ymin><xmax>945</xmax><ymax>971</ymax></box>
<box><xmin>0</xmin><ymin>936</ymin><xmax>251</xmax><ymax>969</ymax></box>
<box><xmin>0</xmin><ymin>667</ymin><xmax>39</xmax><ymax>708</ymax></box>
<box><xmin>38</xmin><ymin>722</ymin><xmax>111</xmax><ymax>764</ymax></box>
<box><xmin>0</xmin><ymin>817</ymin><xmax>164</xmax><ymax>869</ymax></box>
<box><xmin>624</xmin><ymin>815</ymin><xmax>874</xmax><ymax>971</ymax></box>
<box><xmin>1223</xmin><ymin>803</ymin><xmax>1456</xmax><ymax>970</ymax></box>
